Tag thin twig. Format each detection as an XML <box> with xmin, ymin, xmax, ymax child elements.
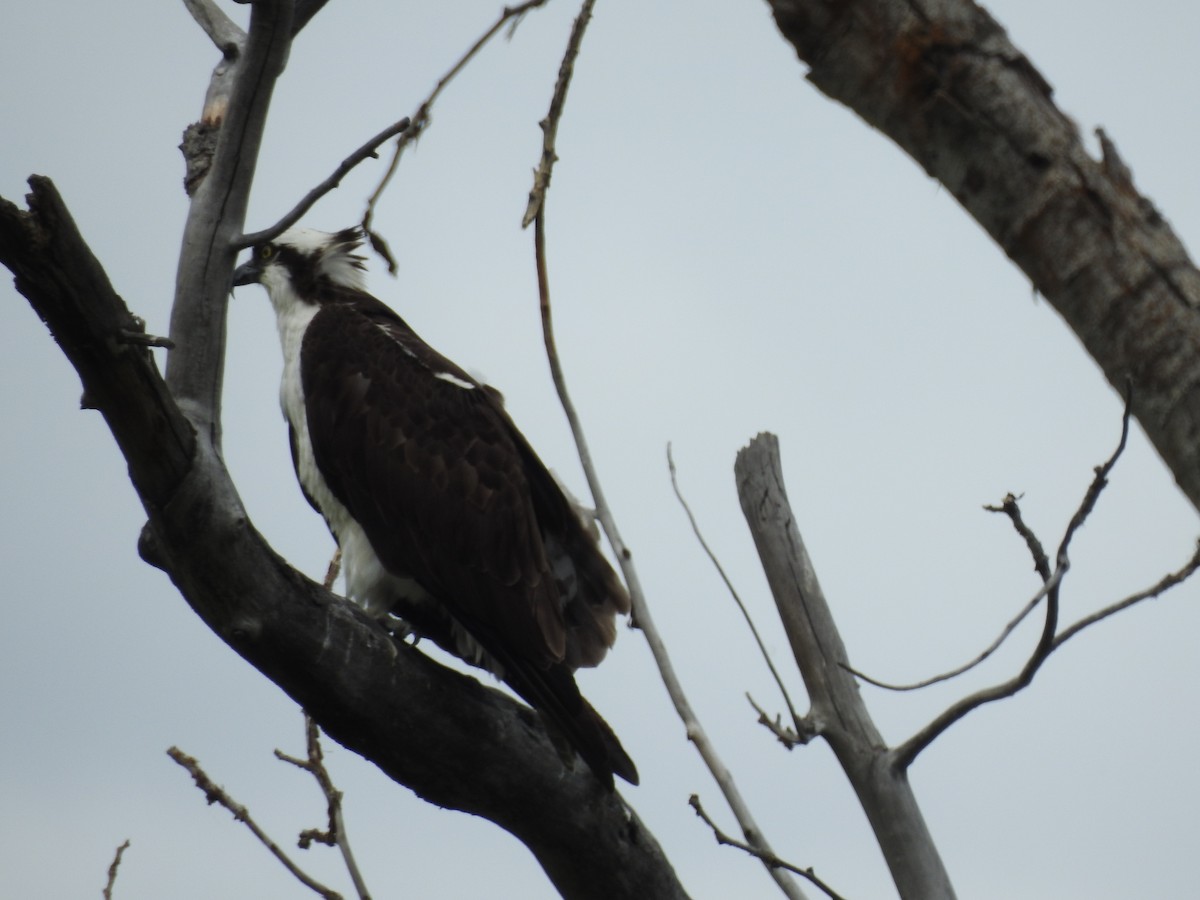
<box><xmin>668</xmin><ymin>443</ymin><xmax>806</xmax><ymax>732</ymax></box>
<box><xmin>1054</xmin><ymin>539</ymin><xmax>1200</xmax><ymax>647</ymax></box>
<box><xmin>985</xmin><ymin>492</ymin><xmax>1052</xmax><ymax>582</ymax></box>
<box><xmin>844</xmin><ymin>569</ymin><xmax>1064</xmax><ymax>691</ymax></box>
<box><xmin>101</xmin><ymin>839</ymin><xmax>130</xmax><ymax>900</ymax></box>
<box><xmin>527</xmin><ymin>4</ymin><xmax>805</xmax><ymax>898</ymax></box>
<box><xmin>688</xmin><ymin>795</ymin><xmax>846</xmax><ymax>900</ymax></box>
<box><xmin>235</xmin><ymin>118</ymin><xmax>411</xmax><ymax>249</ymax></box>
<box><xmin>276</xmin><ymin>716</ymin><xmax>372</xmax><ymax>900</ymax></box>
<box><xmin>361</xmin><ymin>0</ymin><xmax>552</xmax><ymax>272</ymax></box>
<box><xmin>891</xmin><ymin>395</ymin><xmax>1134</xmax><ymax>771</ymax></box>
<box><xmin>167</xmin><ymin>747</ymin><xmax>343</xmax><ymax>900</ymax></box>
<box><xmin>747</xmin><ymin>693</ymin><xmax>812</xmax><ymax>748</ymax></box>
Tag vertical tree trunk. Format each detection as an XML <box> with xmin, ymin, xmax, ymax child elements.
<box><xmin>736</xmin><ymin>433</ymin><xmax>955</xmax><ymax>900</ymax></box>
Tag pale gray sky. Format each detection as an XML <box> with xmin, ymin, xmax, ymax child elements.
<box><xmin>3</xmin><ymin>2</ymin><xmax>1199</xmax><ymax>898</ymax></box>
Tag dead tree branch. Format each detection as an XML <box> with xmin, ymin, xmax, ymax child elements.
<box><xmin>688</xmin><ymin>795</ymin><xmax>846</xmax><ymax>900</ymax></box>
<box><xmin>0</xmin><ymin>5</ymin><xmax>687</xmax><ymax>895</ymax></box>
<box><xmin>668</xmin><ymin>444</ymin><xmax>807</xmax><ymax>736</ymax></box>
<box><xmin>168</xmin><ymin>746</ymin><xmax>343</xmax><ymax>900</ymax></box>
<box><xmin>102</xmin><ymin>839</ymin><xmax>131</xmax><ymax>900</ymax></box>
<box><xmin>765</xmin><ymin>0</ymin><xmax>1200</xmax><ymax>516</ymax></box>
<box><xmin>361</xmin><ymin>0</ymin><xmax>552</xmax><ymax>272</ymax></box>
<box><xmin>236</xmin><ymin>117</ymin><xmax>411</xmax><ymax>248</ymax></box>
<box><xmin>891</xmin><ymin>402</ymin><xmax>1140</xmax><ymax>770</ymax></box>
<box><xmin>276</xmin><ymin>716</ymin><xmax>373</xmax><ymax>900</ymax></box>
<box><xmin>736</xmin><ymin>433</ymin><xmax>956</xmax><ymax>900</ymax></box>
<box><xmin>526</xmin><ymin>5</ymin><xmax>805</xmax><ymax>898</ymax></box>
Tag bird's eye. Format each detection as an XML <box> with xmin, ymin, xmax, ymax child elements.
<box><xmin>256</xmin><ymin>243</ymin><xmax>276</xmax><ymax>262</ymax></box>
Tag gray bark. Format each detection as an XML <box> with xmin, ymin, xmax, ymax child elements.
<box><xmin>0</xmin><ymin>172</ymin><xmax>687</xmax><ymax>900</ymax></box>
<box><xmin>765</xmin><ymin>0</ymin><xmax>1200</xmax><ymax>514</ymax></box>
<box><xmin>0</xmin><ymin>0</ymin><xmax>687</xmax><ymax>896</ymax></box>
<box><xmin>736</xmin><ymin>433</ymin><xmax>956</xmax><ymax>900</ymax></box>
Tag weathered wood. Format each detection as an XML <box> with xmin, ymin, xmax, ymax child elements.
<box><xmin>736</xmin><ymin>433</ymin><xmax>956</xmax><ymax>900</ymax></box>
<box><xmin>0</xmin><ymin>175</ymin><xmax>689</xmax><ymax>900</ymax></box>
<box><xmin>766</xmin><ymin>0</ymin><xmax>1200</xmax><ymax>514</ymax></box>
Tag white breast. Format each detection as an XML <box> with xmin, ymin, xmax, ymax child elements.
<box><xmin>267</xmin><ymin>292</ymin><xmax>394</xmax><ymax>616</ymax></box>
<box><xmin>266</xmin><ymin>282</ymin><xmax>496</xmax><ymax>670</ymax></box>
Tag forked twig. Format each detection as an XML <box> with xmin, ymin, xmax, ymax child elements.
<box><xmin>168</xmin><ymin>747</ymin><xmax>343</xmax><ymax>899</ymax></box>
<box><xmin>361</xmin><ymin>0</ymin><xmax>553</xmax><ymax>272</ymax></box>
<box><xmin>890</xmin><ymin>394</ymin><xmax>1154</xmax><ymax>771</ymax></box>
<box><xmin>276</xmin><ymin>716</ymin><xmax>372</xmax><ymax>900</ymax></box>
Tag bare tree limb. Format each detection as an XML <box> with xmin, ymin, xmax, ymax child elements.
<box><xmin>1053</xmin><ymin>541</ymin><xmax>1200</xmax><ymax>648</ymax></box>
<box><xmin>276</xmin><ymin>716</ymin><xmax>372</xmax><ymax>900</ymax></box>
<box><xmin>747</xmin><ymin>694</ymin><xmax>811</xmax><ymax>749</ymax></box>
<box><xmin>0</xmin><ymin>8</ymin><xmax>688</xmax><ymax>885</ymax></box>
<box><xmin>168</xmin><ymin>746</ymin><xmax>343</xmax><ymax>900</ymax></box>
<box><xmin>525</xmin><ymin>5</ymin><xmax>805</xmax><ymax>899</ymax></box>
<box><xmin>893</xmin><ymin>403</ymin><xmax>1135</xmax><ymax>771</ymax></box>
<box><xmin>688</xmin><ymin>795</ymin><xmax>846</xmax><ymax>900</ymax></box>
<box><xmin>101</xmin><ymin>839</ymin><xmax>130</xmax><ymax>900</ymax></box>
<box><xmin>668</xmin><ymin>444</ymin><xmax>806</xmax><ymax>736</ymax></box>
<box><xmin>0</xmin><ymin>174</ymin><xmax>688</xmax><ymax>900</ymax></box>
<box><xmin>169</xmin><ymin>0</ymin><xmax>296</xmax><ymax>446</ymax></box>
<box><xmin>765</xmin><ymin>0</ymin><xmax>1200</xmax><ymax>516</ymax></box>
<box><xmin>843</xmin><ymin>571</ymin><xmax>1063</xmax><ymax>692</ymax></box>
<box><xmin>736</xmin><ymin>433</ymin><xmax>956</xmax><ymax>899</ymax></box>
<box><xmin>236</xmin><ymin>116</ymin><xmax>411</xmax><ymax>248</ymax></box>
<box><xmin>361</xmin><ymin>0</ymin><xmax>552</xmax><ymax>272</ymax></box>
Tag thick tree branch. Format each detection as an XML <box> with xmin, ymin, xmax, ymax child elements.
<box><xmin>0</xmin><ymin>127</ymin><xmax>686</xmax><ymax>900</ymax></box>
<box><xmin>169</xmin><ymin>0</ymin><xmax>295</xmax><ymax>447</ymax></box>
<box><xmin>736</xmin><ymin>433</ymin><xmax>956</xmax><ymax>900</ymax></box>
<box><xmin>766</xmin><ymin>0</ymin><xmax>1200</xmax><ymax>515</ymax></box>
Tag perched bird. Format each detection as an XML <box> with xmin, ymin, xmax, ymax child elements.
<box><xmin>233</xmin><ymin>227</ymin><xmax>637</xmax><ymax>787</ymax></box>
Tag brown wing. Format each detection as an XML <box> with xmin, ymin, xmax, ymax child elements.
<box><xmin>300</xmin><ymin>294</ymin><xmax>566</xmax><ymax>667</ymax></box>
<box><xmin>299</xmin><ymin>290</ymin><xmax>637</xmax><ymax>785</ymax></box>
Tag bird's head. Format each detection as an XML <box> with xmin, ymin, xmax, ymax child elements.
<box><xmin>233</xmin><ymin>226</ymin><xmax>368</xmax><ymax>303</ymax></box>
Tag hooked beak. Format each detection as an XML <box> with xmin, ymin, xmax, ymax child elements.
<box><xmin>231</xmin><ymin>259</ymin><xmax>262</xmax><ymax>290</ymax></box>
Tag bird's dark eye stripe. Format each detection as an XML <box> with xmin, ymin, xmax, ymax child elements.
<box><xmin>256</xmin><ymin>243</ymin><xmax>276</xmax><ymax>262</ymax></box>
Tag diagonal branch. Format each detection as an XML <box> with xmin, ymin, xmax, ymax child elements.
<box><xmin>688</xmin><ymin>795</ymin><xmax>846</xmax><ymax>900</ymax></box>
<box><xmin>668</xmin><ymin>444</ymin><xmax>807</xmax><ymax>736</ymax></box>
<box><xmin>235</xmin><ymin>117</ymin><xmax>411</xmax><ymax>248</ymax></box>
<box><xmin>101</xmin><ymin>840</ymin><xmax>131</xmax><ymax>900</ymax></box>
<box><xmin>1053</xmin><ymin>541</ymin><xmax>1200</xmax><ymax>648</ymax></box>
<box><xmin>169</xmin><ymin>746</ymin><xmax>343</xmax><ymax>900</ymax></box>
<box><xmin>764</xmin><ymin>0</ymin><xmax>1200</xmax><ymax>517</ymax></box>
<box><xmin>844</xmin><ymin>571</ymin><xmax>1063</xmax><ymax>693</ymax></box>
<box><xmin>527</xmin><ymin>8</ymin><xmax>805</xmax><ymax>898</ymax></box>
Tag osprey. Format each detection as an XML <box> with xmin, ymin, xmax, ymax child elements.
<box><xmin>233</xmin><ymin>227</ymin><xmax>637</xmax><ymax>787</ymax></box>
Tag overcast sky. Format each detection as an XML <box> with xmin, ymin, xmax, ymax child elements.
<box><xmin>3</xmin><ymin>1</ymin><xmax>1199</xmax><ymax>898</ymax></box>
